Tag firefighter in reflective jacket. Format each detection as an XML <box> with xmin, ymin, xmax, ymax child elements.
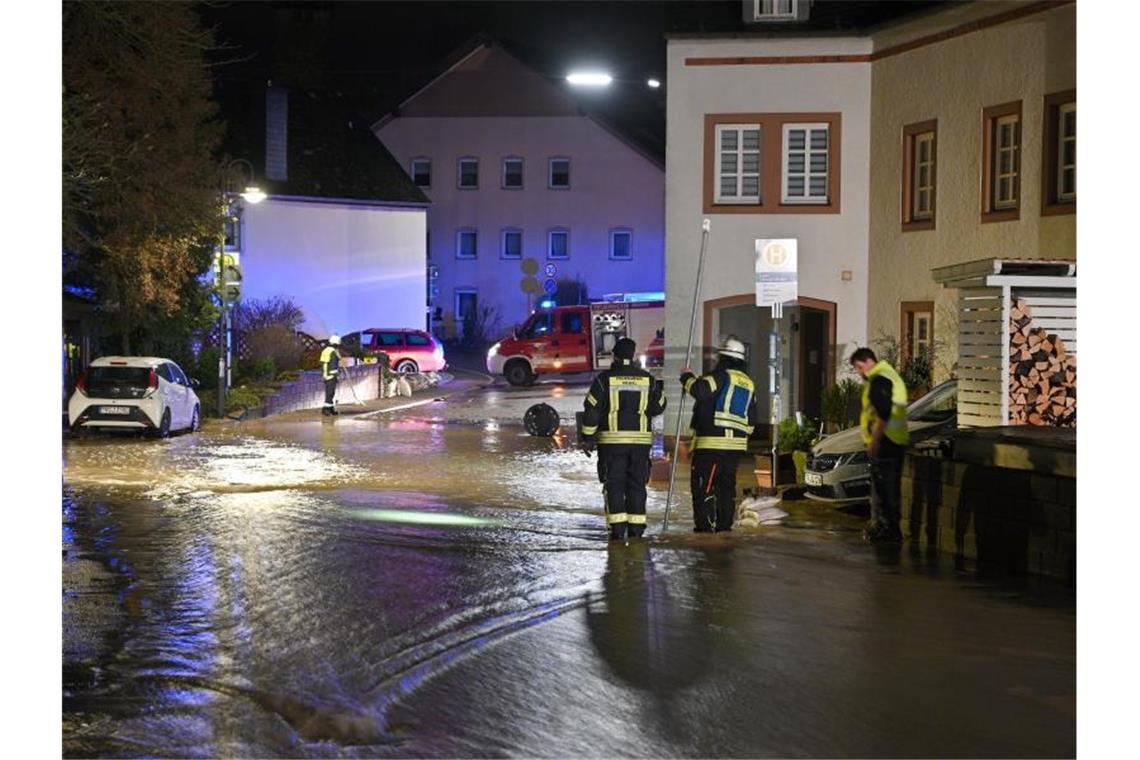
<box><xmin>320</xmin><ymin>334</ymin><xmax>342</xmax><ymax>416</ymax></box>
<box><xmin>680</xmin><ymin>338</ymin><xmax>759</xmax><ymax>533</ymax></box>
<box><xmin>580</xmin><ymin>338</ymin><xmax>667</xmax><ymax>541</ymax></box>
<box><xmin>850</xmin><ymin>346</ymin><xmax>910</xmax><ymax>544</ymax></box>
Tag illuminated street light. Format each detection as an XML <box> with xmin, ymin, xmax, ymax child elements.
<box><xmin>647</xmin><ymin>78</ymin><xmax>661</xmax><ymax>89</ymax></box>
<box><xmin>566</xmin><ymin>71</ymin><xmax>613</xmax><ymax>87</ymax></box>
<box><xmin>241</xmin><ymin>186</ymin><xmax>267</xmax><ymax>204</ymax></box>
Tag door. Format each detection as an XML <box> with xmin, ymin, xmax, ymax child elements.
<box><xmin>555</xmin><ymin>309</ymin><xmax>591</xmax><ymax>373</ymax></box>
<box><xmin>455</xmin><ymin>290</ymin><xmax>478</xmax><ymax>343</ymax></box>
<box><xmin>519</xmin><ymin>310</ymin><xmax>556</xmax><ymax>370</ymax></box>
<box><xmin>160</xmin><ymin>363</ymin><xmax>188</xmax><ymax>428</ymax></box>
<box><xmin>797</xmin><ymin>309</ymin><xmax>828</xmax><ymax>422</ymax></box>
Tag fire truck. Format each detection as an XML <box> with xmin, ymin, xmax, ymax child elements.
<box><xmin>486</xmin><ymin>300</ymin><xmax>664</xmax><ymax>386</ymax></box>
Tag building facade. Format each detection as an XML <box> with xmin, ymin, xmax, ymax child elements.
<box><xmin>374</xmin><ymin>40</ymin><xmax>665</xmax><ymax>344</ymax></box>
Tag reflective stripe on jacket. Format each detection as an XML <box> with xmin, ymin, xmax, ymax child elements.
<box><xmin>320</xmin><ymin>346</ymin><xmax>340</xmax><ymax>381</ymax></box>
<box><xmin>686</xmin><ymin>368</ymin><xmax>758</xmax><ymax>452</ymax></box>
<box><xmin>581</xmin><ymin>360</ymin><xmax>666</xmax><ymax>445</ymax></box>
<box><xmin>860</xmin><ymin>360</ymin><xmax>910</xmax><ymax>447</ymax></box>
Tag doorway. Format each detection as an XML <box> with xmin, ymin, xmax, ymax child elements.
<box><xmin>797</xmin><ymin>306</ymin><xmax>829</xmax><ymax>422</ymax></box>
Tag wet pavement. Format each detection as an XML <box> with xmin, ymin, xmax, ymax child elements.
<box><xmin>63</xmin><ymin>384</ymin><xmax>1075</xmax><ymax>758</ymax></box>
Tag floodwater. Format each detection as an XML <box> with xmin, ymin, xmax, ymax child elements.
<box><xmin>63</xmin><ymin>401</ymin><xmax>1075</xmax><ymax>758</ymax></box>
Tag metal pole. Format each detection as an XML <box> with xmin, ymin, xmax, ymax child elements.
<box><xmin>664</xmin><ymin>219</ymin><xmax>711</xmax><ymax>532</ymax></box>
<box><xmin>216</xmin><ymin>245</ymin><xmax>226</xmax><ymax>418</ymax></box>
<box><xmin>770</xmin><ymin>302</ymin><xmax>781</xmax><ymax>490</ymax></box>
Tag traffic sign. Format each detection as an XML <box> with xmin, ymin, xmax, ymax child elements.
<box><xmin>755</xmin><ymin>239</ymin><xmax>798</xmax><ymax>307</ymax></box>
<box><xmin>521</xmin><ymin>257</ymin><xmax>539</xmax><ymax>276</ymax></box>
<box><xmin>543</xmin><ymin>278</ymin><xmax>558</xmax><ymax>295</ymax></box>
<box><xmin>544</xmin><ymin>263</ymin><xmax>558</xmax><ymax>278</ymax></box>
<box><xmin>521</xmin><ymin>276</ymin><xmax>542</xmax><ymax>294</ymax></box>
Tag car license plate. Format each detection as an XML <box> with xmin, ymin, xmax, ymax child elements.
<box><xmin>100</xmin><ymin>406</ymin><xmax>130</xmax><ymax>415</ymax></box>
<box><xmin>805</xmin><ymin>472</ymin><xmax>823</xmax><ymax>487</ymax></box>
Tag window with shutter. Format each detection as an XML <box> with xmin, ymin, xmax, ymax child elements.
<box><xmin>993</xmin><ymin>115</ymin><xmax>1020</xmax><ymax>209</ymax></box>
<box><xmin>714</xmin><ymin>124</ymin><xmax>761</xmax><ymax>204</ymax></box>
<box><xmin>782</xmin><ymin>123</ymin><xmax>829</xmax><ymax>204</ymax></box>
<box><xmin>1057</xmin><ymin>103</ymin><xmax>1076</xmax><ymax>202</ymax></box>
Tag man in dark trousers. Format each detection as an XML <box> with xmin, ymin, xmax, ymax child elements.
<box><xmin>580</xmin><ymin>338</ymin><xmax>667</xmax><ymax>541</ymax></box>
<box><xmin>850</xmin><ymin>347</ymin><xmax>910</xmax><ymax>544</ymax></box>
<box><xmin>320</xmin><ymin>334</ymin><xmax>342</xmax><ymax>416</ymax></box>
<box><xmin>680</xmin><ymin>338</ymin><xmax>758</xmax><ymax>533</ymax></box>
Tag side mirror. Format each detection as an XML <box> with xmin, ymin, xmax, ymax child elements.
<box><xmin>190</xmin><ymin>378</ymin><xmax>201</xmax><ymax>388</ymax></box>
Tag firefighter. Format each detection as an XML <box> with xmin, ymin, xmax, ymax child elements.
<box><xmin>580</xmin><ymin>337</ymin><xmax>667</xmax><ymax>541</ymax></box>
<box><xmin>680</xmin><ymin>338</ymin><xmax>759</xmax><ymax>533</ymax></box>
<box><xmin>850</xmin><ymin>347</ymin><xmax>910</xmax><ymax>544</ymax></box>
<box><xmin>320</xmin><ymin>334</ymin><xmax>342</xmax><ymax>416</ymax></box>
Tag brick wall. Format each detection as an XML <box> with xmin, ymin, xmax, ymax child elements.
<box><xmin>902</xmin><ymin>454</ymin><xmax>1075</xmax><ymax>583</ymax></box>
<box><xmin>262</xmin><ymin>365</ymin><xmax>380</xmax><ymax>416</ymax></box>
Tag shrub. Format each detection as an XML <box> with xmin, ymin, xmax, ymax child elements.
<box><xmin>821</xmin><ymin>378</ymin><xmax>863</xmax><ymax>431</ymax></box>
<box><xmin>777</xmin><ymin>417</ymin><xmax>816</xmax><ymax>454</ymax></box>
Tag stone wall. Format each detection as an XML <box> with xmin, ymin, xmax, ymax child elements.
<box><xmin>262</xmin><ymin>365</ymin><xmax>380</xmax><ymax>416</ymax></box>
<box><xmin>902</xmin><ymin>453</ymin><xmax>1075</xmax><ymax>583</ymax></box>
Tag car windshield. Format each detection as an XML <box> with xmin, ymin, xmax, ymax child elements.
<box><xmin>518</xmin><ymin>312</ymin><xmax>554</xmax><ymax>339</ymax></box>
<box><xmin>907</xmin><ymin>380</ymin><xmax>958</xmax><ymax>422</ymax></box>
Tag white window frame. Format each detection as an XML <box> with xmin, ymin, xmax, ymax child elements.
<box><xmin>548</xmin><ymin>228</ymin><xmax>570</xmax><ymax>260</ymax></box>
<box><xmin>753</xmin><ymin>0</ymin><xmax>798</xmax><ymax>20</ymax></box>
<box><xmin>411</xmin><ymin>157</ymin><xmax>432</xmax><ymax>188</ymax></box>
<box><xmin>714</xmin><ymin>123</ymin><xmax>762</xmax><ymax>205</ymax></box>
<box><xmin>457</xmin><ymin>157</ymin><xmax>479</xmax><ymax>189</ymax></box>
<box><xmin>912</xmin><ymin>132</ymin><xmax>935</xmax><ymax>220</ymax></box>
<box><xmin>993</xmin><ymin>114</ymin><xmax>1020</xmax><ymax>210</ymax></box>
<box><xmin>609</xmin><ymin>228</ymin><xmax>633</xmax><ymax>261</ymax></box>
<box><xmin>548</xmin><ymin>158</ymin><xmax>571</xmax><ymax>189</ymax></box>
<box><xmin>455</xmin><ymin>228</ymin><xmax>478</xmax><ymax>260</ymax></box>
<box><xmin>781</xmin><ymin>122</ymin><xmax>830</xmax><ymax>205</ymax></box>
<box><xmin>1056</xmin><ymin>102</ymin><xmax>1076</xmax><ymax>203</ymax></box>
<box><xmin>501</xmin><ymin>228</ymin><xmax>523</xmax><ymax>259</ymax></box>
<box><xmin>502</xmin><ymin>157</ymin><xmax>524</xmax><ymax>190</ymax></box>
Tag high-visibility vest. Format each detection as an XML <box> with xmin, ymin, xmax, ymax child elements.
<box><xmin>320</xmin><ymin>346</ymin><xmax>340</xmax><ymax>380</ymax></box>
<box><xmin>692</xmin><ymin>369</ymin><xmax>755</xmax><ymax>451</ymax></box>
<box><xmin>860</xmin><ymin>361</ymin><xmax>910</xmax><ymax>447</ymax></box>
<box><xmin>581</xmin><ymin>361</ymin><xmax>666</xmax><ymax>446</ymax></box>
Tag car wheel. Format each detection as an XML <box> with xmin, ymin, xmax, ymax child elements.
<box><xmin>395</xmin><ymin>359</ymin><xmax>418</xmax><ymax>374</ymax></box>
<box><xmin>189</xmin><ymin>404</ymin><xmax>200</xmax><ymax>433</ymax></box>
<box><xmin>157</xmin><ymin>408</ymin><xmax>171</xmax><ymax>438</ymax></box>
<box><xmin>504</xmin><ymin>360</ymin><xmax>533</xmax><ymax>387</ymax></box>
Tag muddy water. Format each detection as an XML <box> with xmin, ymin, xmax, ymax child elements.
<box><xmin>63</xmin><ymin>413</ymin><xmax>1075</xmax><ymax>757</ymax></box>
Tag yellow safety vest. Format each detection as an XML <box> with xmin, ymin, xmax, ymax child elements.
<box><xmin>693</xmin><ymin>369</ymin><xmax>755</xmax><ymax>451</ymax></box>
<box><xmin>320</xmin><ymin>346</ymin><xmax>340</xmax><ymax>380</ymax></box>
<box><xmin>860</xmin><ymin>361</ymin><xmax>910</xmax><ymax>447</ymax></box>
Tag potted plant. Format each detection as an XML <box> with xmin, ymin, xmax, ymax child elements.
<box><xmin>777</xmin><ymin>417</ymin><xmax>817</xmax><ymax>484</ymax></box>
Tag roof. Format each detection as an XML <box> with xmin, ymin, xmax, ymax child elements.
<box><xmin>90</xmin><ymin>356</ymin><xmax>172</xmax><ymax>367</ymax></box>
<box><xmin>665</xmin><ymin>1</ymin><xmax>956</xmax><ymax>39</ymax></box>
<box><xmin>216</xmin><ymin>81</ymin><xmax>429</xmax><ymax>205</ymax></box>
<box><xmin>372</xmin><ymin>34</ymin><xmax>665</xmax><ymax>168</ymax></box>
<box><xmin>932</xmin><ymin>258</ymin><xmax>1077</xmax><ymax>285</ymax></box>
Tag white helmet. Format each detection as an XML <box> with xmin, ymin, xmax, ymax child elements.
<box><xmin>328</xmin><ymin>334</ymin><xmax>341</xmax><ymax>346</ymax></box>
<box><xmin>718</xmin><ymin>338</ymin><xmax>746</xmax><ymax>361</ymax></box>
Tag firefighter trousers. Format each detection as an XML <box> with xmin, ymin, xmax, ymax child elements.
<box><xmin>690</xmin><ymin>449</ymin><xmax>740</xmax><ymax>532</ymax></box>
<box><xmin>323</xmin><ymin>377</ymin><xmax>338</xmax><ymax>412</ymax></box>
<box><xmin>597</xmin><ymin>444</ymin><xmax>651</xmax><ymax>539</ymax></box>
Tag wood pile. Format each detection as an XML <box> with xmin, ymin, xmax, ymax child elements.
<box><xmin>1008</xmin><ymin>299</ymin><xmax>1076</xmax><ymax>426</ymax></box>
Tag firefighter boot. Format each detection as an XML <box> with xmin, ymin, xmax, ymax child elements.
<box><xmin>609</xmin><ymin>522</ymin><xmax>628</xmax><ymax>541</ymax></box>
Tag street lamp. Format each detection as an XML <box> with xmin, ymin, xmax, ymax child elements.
<box><xmin>566</xmin><ymin>71</ymin><xmax>613</xmax><ymax>87</ymax></box>
<box><xmin>215</xmin><ymin>159</ymin><xmax>265</xmax><ymax>417</ymax></box>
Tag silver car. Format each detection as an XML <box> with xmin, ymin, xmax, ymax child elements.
<box><xmin>804</xmin><ymin>380</ymin><xmax>958</xmax><ymax>503</ymax></box>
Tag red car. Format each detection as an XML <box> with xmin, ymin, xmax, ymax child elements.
<box><xmin>350</xmin><ymin>328</ymin><xmax>447</xmax><ymax>374</ymax></box>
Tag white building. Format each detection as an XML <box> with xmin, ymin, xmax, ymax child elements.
<box><xmin>665</xmin><ymin>22</ymin><xmax>873</xmax><ymax>427</ymax></box>
<box><xmin>228</xmin><ymin>86</ymin><xmax>429</xmax><ymax>339</ymax></box>
<box><xmin>374</xmin><ymin>37</ymin><xmax>665</xmax><ymax>344</ymax></box>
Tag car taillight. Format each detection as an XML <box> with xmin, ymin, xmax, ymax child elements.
<box><xmin>75</xmin><ymin>371</ymin><xmax>88</xmax><ymax>396</ymax></box>
<box><xmin>145</xmin><ymin>368</ymin><xmax>158</xmax><ymax>396</ymax></box>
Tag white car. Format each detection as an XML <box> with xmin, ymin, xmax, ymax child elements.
<box><xmin>68</xmin><ymin>356</ymin><xmax>202</xmax><ymax>437</ymax></box>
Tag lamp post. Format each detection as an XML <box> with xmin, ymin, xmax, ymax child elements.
<box><xmin>215</xmin><ymin>159</ymin><xmax>265</xmax><ymax>417</ymax></box>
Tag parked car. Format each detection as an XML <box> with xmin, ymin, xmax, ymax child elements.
<box><xmin>349</xmin><ymin>328</ymin><xmax>447</xmax><ymax>374</ymax></box>
<box><xmin>68</xmin><ymin>356</ymin><xmax>202</xmax><ymax>437</ymax></box>
<box><xmin>804</xmin><ymin>379</ymin><xmax>958</xmax><ymax>503</ymax></box>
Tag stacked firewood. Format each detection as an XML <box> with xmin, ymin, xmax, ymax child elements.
<box><xmin>1008</xmin><ymin>299</ymin><xmax>1076</xmax><ymax>426</ymax></box>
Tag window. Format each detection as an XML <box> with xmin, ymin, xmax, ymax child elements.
<box><xmin>1042</xmin><ymin>91</ymin><xmax>1076</xmax><ymax>213</ymax></box>
<box><xmin>520</xmin><ymin>311</ymin><xmax>554</xmax><ymax>338</ymax></box>
<box><xmin>168</xmin><ymin>363</ymin><xmax>190</xmax><ymax>386</ymax></box>
<box><xmin>703</xmin><ymin>113</ymin><xmax>840</xmax><ymax>214</ymax></box>
<box><xmin>376</xmin><ymin>332</ymin><xmax>404</xmax><ymax>347</ymax></box>
<box><xmin>458</xmin><ymin>158</ymin><xmax>478</xmax><ymax>189</ymax></box>
<box><xmin>405</xmin><ymin>333</ymin><xmax>431</xmax><ymax>347</ymax></box>
<box><xmin>752</xmin><ymin>0</ymin><xmax>798</xmax><ymax>20</ymax></box>
<box><xmin>456</xmin><ymin>229</ymin><xmax>477</xmax><ymax>259</ymax></box>
<box><xmin>549</xmin><ymin>158</ymin><xmax>570</xmax><ymax>188</ymax></box>
<box><xmin>900</xmin><ymin>302</ymin><xmax>934</xmax><ymax>363</ymax></box>
<box><xmin>981</xmin><ymin>101</ymin><xmax>1022</xmax><ymax>222</ymax></box>
<box><xmin>902</xmin><ymin>120</ymin><xmax>937</xmax><ymax>230</ymax></box>
<box><xmin>502</xmin><ymin>158</ymin><xmax>524</xmax><ymax>189</ymax></box>
<box><xmin>548</xmin><ymin>229</ymin><xmax>569</xmax><ymax>260</ymax></box>
<box><xmin>715</xmin><ymin>124</ymin><xmax>761</xmax><ymax>204</ymax></box>
<box><xmin>561</xmin><ymin>312</ymin><xmax>584</xmax><ymax>334</ymax></box>
<box><xmin>411</xmin><ymin>158</ymin><xmax>431</xmax><ymax>188</ymax></box>
<box><xmin>782</xmin><ymin>123</ymin><xmax>830</xmax><ymax>204</ymax></box>
<box><xmin>501</xmin><ymin>229</ymin><xmax>522</xmax><ymax>259</ymax></box>
<box><xmin>610</xmin><ymin>229</ymin><xmax>633</xmax><ymax>260</ymax></box>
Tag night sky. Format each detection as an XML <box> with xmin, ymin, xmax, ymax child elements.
<box><xmin>200</xmin><ymin>1</ymin><xmax>946</xmax><ymax>153</ymax></box>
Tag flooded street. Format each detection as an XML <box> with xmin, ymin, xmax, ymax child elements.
<box><xmin>63</xmin><ymin>392</ymin><xmax>1075</xmax><ymax>758</ymax></box>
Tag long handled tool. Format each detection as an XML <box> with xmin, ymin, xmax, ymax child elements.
<box><xmin>663</xmin><ymin>219</ymin><xmax>711</xmax><ymax>532</ymax></box>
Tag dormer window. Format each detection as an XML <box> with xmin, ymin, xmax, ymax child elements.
<box><xmin>746</xmin><ymin>0</ymin><xmax>808</xmax><ymax>23</ymax></box>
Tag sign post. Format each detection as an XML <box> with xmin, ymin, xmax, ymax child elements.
<box><xmin>756</xmin><ymin>239</ymin><xmax>798</xmax><ymax>490</ymax></box>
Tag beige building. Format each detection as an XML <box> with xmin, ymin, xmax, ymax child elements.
<box><xmin>867</xmin><ymin>1</ymin><xmax>1076</xmax><ymax>382</ymax></box>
